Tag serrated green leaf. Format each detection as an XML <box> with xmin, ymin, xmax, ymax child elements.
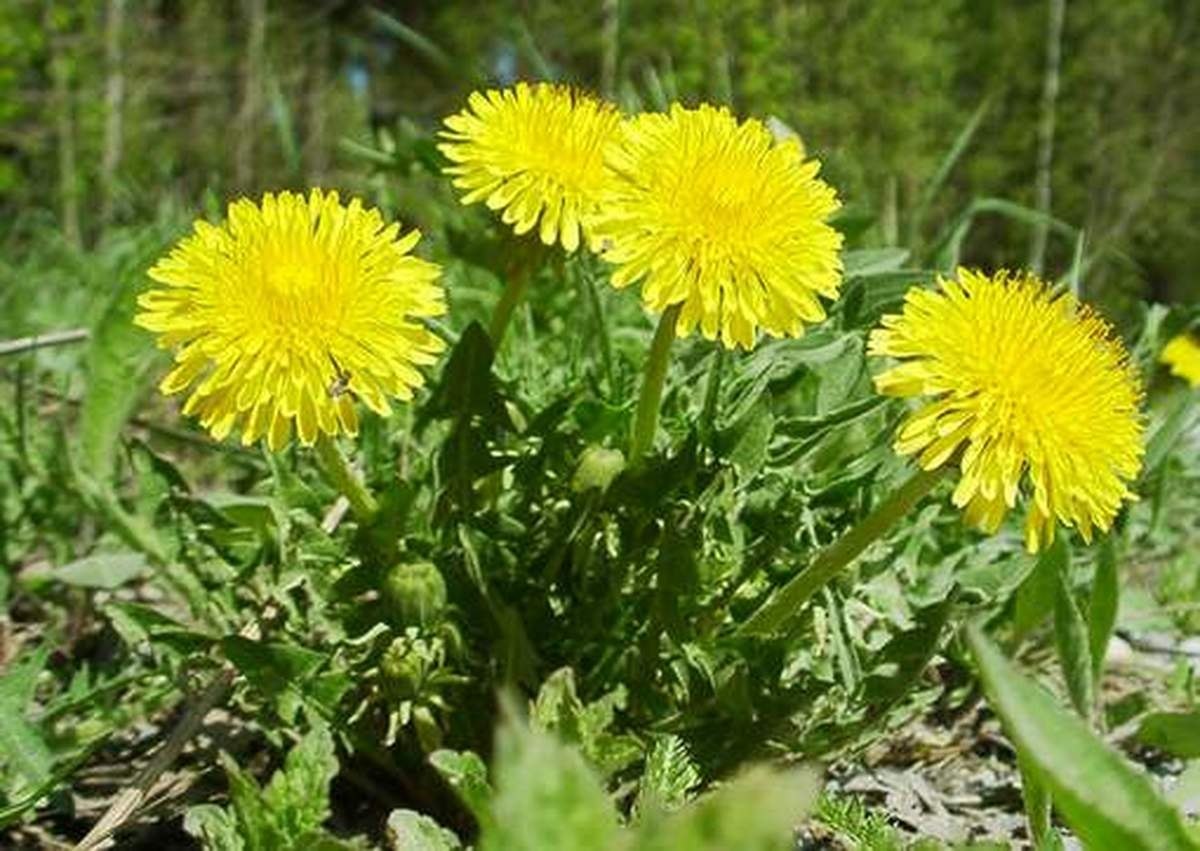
<box><xmin>774</xmin><ymin>395</ymin><xmax>886</xmax><ymax>440</ymax></box>
<box><xmin>221</xmin><ymin>637</ymin><xmax>327</xmax><ymax>711</ymax></box>
<box><xmin>860</xmin><ymin>600</ymin><xmax>951</xmax><ymax>708</ymax></box>
<box><xmin>740</xmin><ymin>467</ymin><xmax>947</xmax><ymax>636</ymax></box>
<box><xmin>0</xmin><ymin>747</ymin><xmax>97</xmax><ymax>829</ymax></box>
<box><xmin>262</xmin><ymin>726</ymin><xmax>339</xmax><ymax>841</ymax></box>
<box><xmin>967</xmin><ymin>623</ymin><xmax>1197</xmax><ymax>851</ymax></box>
<box><xmin>815</xmin><ymin>340</ymin><xmax>865</xmax><ymax>414</ymax></box>
<box><xmin>184</xmin><ymin>803</ymin><xmax>247</xmax><ymax>851</ymax></box>
<box><xmin>635</xmin><ymin>735</ymin><xmax>700</xmax><ymax>815</ymax></box>
<box><xmin>386</xmin><ymin>809</ymin><xmax>463</xmax><ymax>850</ymax></box>
<box><xmin>222</xmin><ymin>751</ymin><xmax>274</xmax><ymax>849</ymax></box>
<box><xmin>481</xmin><ymin>714</ymin><xmax>620</xmax><ymax>851</ymax></box>
<box><xmin>842</xmin><ymin>248</ymin><xmax>911</xmax><ymax>277</ymax></box>
<box><xmin>207</xmin><ymin>494</ymin><xmax>283</xmax><ymax>536</ymax></box>
<box><xmin>199</xmin><ymin>727</ymin><xmax>345</xmax><ymax>851</ymax></box>
<box><xmin>531</xmin><ymin>668</ymin><xmax>640</xmax><ymax>777</ymax></box>
<box><xmin>724</xmin><ymin>401</ymin><xmax>774</xmax><ymax>475</ymax></box>
<box><xmin>955</xmin><ymin>552</ymin><xmax>1038</xmax><ymax>603</ymax></box>
<box><xmin>635</xmin><ymin>765</ymin><xmax>819</xmax><ymax>851</ymax></box>
<box><xmin>531</xmin><ymin>668</ymin><xmax>583</xmax><ymax>736</ymax></box>
<box><xmin>105</xmin><ymin>601</ymin><xmax>212</xmax><ymax>656</ymax></box>
<box><xmin>0</xmin><ymin>703</ymin><xmax>54</xmax><ymax>790</ymax></box>
<box><xmin>0</xmin><ymin>645</ymin><xmax>49</xmax><ymax>710</ymax></box>
<box><xmin>429</xmin><ymin>749</ymin><xmax>492</xmax><ymax>828</ymax></box>
<box><xmin>54</xmin><ymin>551</ymin><xmax>146</xmax><ymax>589</ymax></box>
<box><xmin>1137</xmin><ymin>712</ymin><xmax>1200</xmax><ymax>760</ymax></box>
<box><xmin>814</xmin><ymin>792</ymin><xmax>906</xmax><ymax>851</ymax></box>
<box><xmin>839</xmin><ymin>272</ymin><xmax>929</xmax><ymax>328</ymax></box>
<box><xmin>424</xmin><ymin>322</ymin><xmax>510</xmax><ymax>426</ymax></box>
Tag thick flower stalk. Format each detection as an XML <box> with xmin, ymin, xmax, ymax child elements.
<box><xmin>869</xmin><ymin>268</ymin><xmax>1144</xmax><ymax>552</ymax></box>
<box><xmin>1161</xmin><ymin>333</ymin><xmax>1200</xmax><ymax>387</ymax></box>
<box><xmin>439</xmin><ymin>82</ymin><xmax>622</xmax><ymax>252</ymax></box>
<box><xmin>136</xmin><ymin>189</ymin><xmax>446</xmax><ymax>451</ymax></box>
<box><xmin>593</xmin><ymin>103</ymin><xmax>843</xmax><ymax>350</ymax></box>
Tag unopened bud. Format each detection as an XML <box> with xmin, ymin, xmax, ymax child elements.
<box><xmin>383</xmin><ymin>562</ymin><xmax>448</xmax><ymax>627</ymax></box>
<box><xmin>381</xmin><ymin>633</ymin><xmax>427</xmax><ymax>699</ymax></box>
<box><xmin>572</xmin><ymin>445</ymin><xmax>625</xmax><ymax>493</ymax></box>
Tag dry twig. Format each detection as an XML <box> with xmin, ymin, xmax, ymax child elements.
<box><xmin>0</xmin><ymin>328</ymin><xmax>89</xmax><ymax>357</ymax></box>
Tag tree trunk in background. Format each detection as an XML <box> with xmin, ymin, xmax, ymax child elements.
<box><xmin>45</xmin><ymin>7</ymin><xmax>82</xmax><ymax>249</ymax></box>
<box><xmin>182</xmin><ymin>0</ymin><xmax>222</xmax><ymax>201</ymax></box>
<box><xmin>1029</xmin><ymin>0</ymin><xmax>1066</xmax><ymax>276</ymax></box>
<box><xmin>235</xmin><ymin>0</ymin><xmax>267</xmax><ymax>191</ymax></box>
<box><xmin>304</xmin><ymin>17</ymin><xmax>331</xmax><ymax>184</ymax></box>
<box><xmin>699</xmin><ymin>0</ymin><xmax>733</xmax><ymax>107</ymax></box>
<box><xmin>99</xmin><ymin>0</ymin><xmax>126</xmax><ymax>230</ymax></box>
<box><xmin>881</xmin><ymin>174</ymin><xmax>898</xmax><ymax>247</ymax></box>
<box><xmin>600</xmin><ymin>0</ymin><xmax>619</xmax><ymax>98</ymax></box>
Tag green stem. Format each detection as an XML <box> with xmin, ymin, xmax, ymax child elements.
<box><xmin>1018</xmin><ymin>755</ymin><xmax>1052</xmax><ymax>846</ymax></box>
<box><xmin>699</xmin><ymin>346</ymin><xmax>727</xmax><ymax>442</ymax></box>
<box><xmin>315</xmin><ymin>435</ymin><xmax>379</xmax><ymax>522</ymax></box>
<box><xmin>739</xmin><ymin>466</ymin><xmax>949</xmax><ymax>636</ymax></box>
<box><xmin>629</xmin><ymin>304</ymin><xmax>682</xmax><ymax>465</ymax></box>
<box><xmin>488</xmin><ymin>268</ymin><xmax>532</xmax><ymax>346</ymax></box>
<box><xmin>583</xmin><ymin>266</ymin><xmax>615</xmax><ymax>394</ymax></box>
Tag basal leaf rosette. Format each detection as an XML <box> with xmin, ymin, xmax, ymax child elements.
<box><xmin>439</xmin><ymin>82</ymin><xmax>622</xmax><ymax>252</ymax></box>
<box><xmin>592</xmin><ymin>103</ymin><xmax>843</xmax><ymax>350</ymax></box>
<box><xmin>869</xmin><ymin>269</ymin><xmax>1144</xmax><ymax>552</ymax></box>
<box><xmin>136</xmin><ymin>189</ymin><xmax>446</xmax><ymax>451</ymax></box>
<box><xmin>1161</xmin><ymin>332</ymin><xmax>1200</xmax><ymax>387</ymax></box>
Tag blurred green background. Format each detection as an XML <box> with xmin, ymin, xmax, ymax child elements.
<box><xmin>1</xmin><ymin>0</ymin><xmax>1196</xmax><ymax>328</ymax></box>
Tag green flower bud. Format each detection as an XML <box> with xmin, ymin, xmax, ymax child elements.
<box><xmin>383</xmin><ymin>561</ymin><xmax>447</xmax><ymax>627</ymax></box>
<box><xmin>380</xmin><ymin>634</ymin><xmax>429</xmax><ymax>700</ymax></box>
<box><xmin>69</xmin><ymin>718</ymin><xmax>109</xmax><ymax>745</ymax></box>
<box><xmin>572</xmin><ymin>445</ymin><xmax>625</xmax><ymax>494</ymax></box>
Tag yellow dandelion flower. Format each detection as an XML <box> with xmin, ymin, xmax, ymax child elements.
<box><xmin>1161</xmin><ymin>332</ymin><xmax>1200</xmax><ymax>387</ymax></box>
<box><xmin>868</xmin><ymin>269</ymin><xmax>1144</xmax><ymax>553</ymax></box>
<box><xmin>136</xmin><ymin>189</ymin><xmax>445</xmax><ymax>451</ymax></box>
<box><xmin>592</xmin><ymin>103</ymin><xmax>843</xmax><ymax>350</ymax></box>
<box><xmin>439</xmin><ymin>82</ymin><xmax>622</xmax><ymax>252</ymax></box>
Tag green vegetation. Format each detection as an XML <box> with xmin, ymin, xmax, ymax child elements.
<box><xmin>1</xmin><ymin>2</ymin><xmax>1197</xmax><ymax>849</ymax></box>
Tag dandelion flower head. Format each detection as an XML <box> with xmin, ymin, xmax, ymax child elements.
<box><xmin>439</xmin><ymin>82</ymin><xmax>622</xmax><ymax>252</ymax></box>
<box><xmin>592</xmin><ymin>103</ymin><xmax>843</xmax><ymax>349</ymax></box>
<box><xmin>136</xmin><ymin>189</ymin><xmax>445</xmax><ymax>450</ymax></box>
<box><xmin>869</xmin><ymin>268</ymin><xmax>1144</xmax><ymax>552</ymax></box>
<box><xmin>1161</xmin><ymin>332</ymin><xmax>1200</xmax><ymax>387</ymax></box>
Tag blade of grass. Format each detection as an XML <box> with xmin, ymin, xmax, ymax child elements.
<box><xmin>908</xmin><ymin>97</ymin><xmax>991</xmax><ymax>249</ymax></box>
<box><xmin>967</xmin><ymin>623</ymin><xmax>1198</xmax><ymax>850</ymax></box>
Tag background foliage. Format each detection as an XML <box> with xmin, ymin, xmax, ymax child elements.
<box><xmin>0</xmin><ymin>1</ymin><xmax>1197</xmax><ymax>849</ymax></box>
<box><xmin>2</xmin><ymin>0</ymin><xmax>1197</xmax><ymax>316</ymax></box>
